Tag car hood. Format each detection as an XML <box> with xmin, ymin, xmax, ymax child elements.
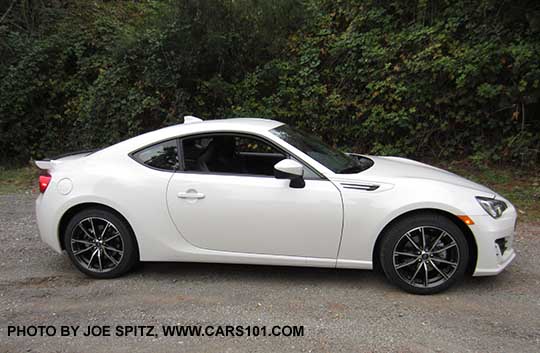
<box><xmin>341</xmin><ymin>155</ymin><xmax>496</xmax><ymax>196</ymax></box>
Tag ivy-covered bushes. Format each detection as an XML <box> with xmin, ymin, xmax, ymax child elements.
<box><xmin>0</xmin><ymin>0</ymin><xmax>305</xmax><ymax>163</ymax></box>
<box><xmin>234</xmin><ymin>0</ymin><xmax>540</xmax><ymax>166</ymax></box>
<box><xmin>1</xmin><ymin>0</ymin><xmax>539</xmax><ymax>166</ymax></box>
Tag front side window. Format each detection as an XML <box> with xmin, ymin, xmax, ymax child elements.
<box><xmin>271</xmin><ymin>125</ymin><xmax>368</xmax><ymax>174</ymax></box>
<box><xmin>181</xmin><ymin>134</ymin><xmax>286</xmax><ymax>176</ymax></box>
<box><xmin>132</xmin><ymin>139</ymin><xmax>179</xmax><ymax>171</ymax></box>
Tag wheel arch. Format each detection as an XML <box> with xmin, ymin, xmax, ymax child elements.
<box><xmin>372</xmin><ymin>208</ymin><xmax>478</xmax><ymax>274</ymax></box>
<box><xmin>58</xmin><ymin>202</ymin><xmax>140</xmax><ymax>260</ymax></box>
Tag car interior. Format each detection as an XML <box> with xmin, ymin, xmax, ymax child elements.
<box><xmin>182</xmin><ymin>135</ymin><xmax>287</xmax><ymax>176</ymax></box>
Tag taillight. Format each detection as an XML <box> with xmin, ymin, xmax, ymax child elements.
<box><xmin>39</xmin><ymin>173</ymin><xmax>52</xmax><ymax>193</ymax></box>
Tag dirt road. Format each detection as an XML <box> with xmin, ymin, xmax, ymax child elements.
<box><xmin>1</xmin><ymin>194</ymin><xmax>539</xmax><ymax>352</ymax></box>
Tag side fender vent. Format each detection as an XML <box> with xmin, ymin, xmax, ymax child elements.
<box><xmin>340</xmin><ymin>183</ymin><xmax>380</xmax><ymax>191</ymax></box>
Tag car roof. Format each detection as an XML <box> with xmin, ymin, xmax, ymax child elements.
<box><xmin>161</xmin><ymin>117</ymin><xmax>284</xmax><ymax>135</ymax></box>
<box><xmin>194</xmin><ymin>118</ymin><xmax>283</xmax><ymax>129</ymax></box>
<box><xmin>111</xmin><ymin>118</ymin><xmax>286</xmax><ymax>153</ymax></box>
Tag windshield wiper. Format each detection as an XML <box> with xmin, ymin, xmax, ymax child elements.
<box><xmin>338</xmin><ymin>164</ymin><xmax>365</xmax><ymax>174</ymax></box>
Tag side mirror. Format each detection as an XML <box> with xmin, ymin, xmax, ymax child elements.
<box><xmin>274</xmin><ymin>159</ymin><xmax>305</xmax><ymax>189</ymax></box>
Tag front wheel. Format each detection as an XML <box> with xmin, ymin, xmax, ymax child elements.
<box><xmin>379</xmin><ymin>213</ymin><xmax>469</xmax><ymax>294</ymax></box>
<box><xmin>64</xmin><ymin>208</ymin><xmax>138</xmax><ymax>278</ymax></box>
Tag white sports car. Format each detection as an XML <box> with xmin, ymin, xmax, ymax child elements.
<box><xmin>35</xmin><ymin>116</ymin><xmax>516</xmax><ymax>294</ymax></box>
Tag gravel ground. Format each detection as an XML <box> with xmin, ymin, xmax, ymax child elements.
<box><xmin>0</xmin><ymin>193</ymin><xmax>539</xmax><ymax>353</ymax></box>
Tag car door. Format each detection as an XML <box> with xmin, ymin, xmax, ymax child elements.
<box><xmin>165</xmin><ymin>133</ymin><xmax>343</xmax><ymax>258</ymax></box>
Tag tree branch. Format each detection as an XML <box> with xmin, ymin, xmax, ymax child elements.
<box><xmin>0</xmin><ymin>0</ymin><xmax>17</xmax><ymax>25</ymax></box>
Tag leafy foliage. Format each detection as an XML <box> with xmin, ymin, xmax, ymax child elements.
<box><xmin>1</xmin><ymin>0</ymin><xmax>539</xmax><ymax>166</ymax></box>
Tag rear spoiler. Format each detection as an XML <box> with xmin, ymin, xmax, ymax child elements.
<box><xmin>35</xmin><ymin>160</ymin><xmax>56</xmax><ymax>171</ymax></box>
<box><xmin>34</xmin><ymin>149</ymin><xmax>99</xmax><ymax>171</ymax></box>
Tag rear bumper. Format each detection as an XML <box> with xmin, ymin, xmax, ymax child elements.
<box><xmin>471</xmin><ymin>208</ymin><xmax>517</xmax><ymax>276</ymax></box>
<box><xmin>36</xmin><ymin>193</ymin><xmax>63</xmax><ymax>254</ymax></box>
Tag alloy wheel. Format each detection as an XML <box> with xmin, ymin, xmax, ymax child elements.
<box><xmin>70</xmin><ymin>217</ymin><xmax>124</xmax><ymax>273</ymax></box>
<box><xmin>392</xmin><ymin>226</ymin><xmax>460</xmax><ymax>288</ymax></box>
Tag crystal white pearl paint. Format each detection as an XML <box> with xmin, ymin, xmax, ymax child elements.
<box><xmin>56</xmin><ymin>178</ymin><xmax>73</xmax><ymax>195</ymax></box>
<box><xmin>35</xmin><ymin>118</ymin><xmax>516</xmax><ymax>276</ymax></box>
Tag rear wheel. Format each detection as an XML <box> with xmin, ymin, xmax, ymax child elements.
<box><xmin>64</xmin><ymin>208</ymin><xmax>138</xmax><ymax>278</ymax></box>
<box><xmin>379</xmin><ymin>213</ymin><xmax>469</xmax><ymax>294</ymax></box>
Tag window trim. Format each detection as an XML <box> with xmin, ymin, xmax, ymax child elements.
<box><xmin>177</xmin><ymin>131</ymin><xmax>325</xmax><ymax>180</ymax></box>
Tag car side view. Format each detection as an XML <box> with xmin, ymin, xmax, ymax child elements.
<box><xmin>35</xmin><ymin>116</ymin><xmax>516</xmax><ymax>294</ymax></box>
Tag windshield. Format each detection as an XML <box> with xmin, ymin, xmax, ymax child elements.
<box><xmin>270</xmin><ymin>125</ymin><xmax>366</xmax><ymax>174</ymax></box>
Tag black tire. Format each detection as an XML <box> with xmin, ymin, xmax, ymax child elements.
<box><xmin>64</xmin><ymin>208</ymin><xmax>138</xmax><ymax>278</ymax></box>
<box><xmin>379</xmin><ymin>213</ymin><xmax>469</xmax><ymax>294</ymax></box>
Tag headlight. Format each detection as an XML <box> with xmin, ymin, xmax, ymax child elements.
<box><xmin>476</xmin><ymin>196</ymin><xmax>507</xmax><ymax>218</ymax></box>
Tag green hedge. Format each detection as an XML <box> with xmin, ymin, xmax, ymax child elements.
<box><xmin>1</xmin><ymin>0</ymin><xmax>539</xmax><ymax>166</ymax></box>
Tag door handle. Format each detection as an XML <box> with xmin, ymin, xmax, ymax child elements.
<box><xmin>177</xmin><ymin>191</ymin><xmax>205</xmax><ymax>199</ymax></box>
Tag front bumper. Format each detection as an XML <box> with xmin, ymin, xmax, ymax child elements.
<box><xmin>471</xmin><ymin>207</ymin><xmax>517</xmax><ymax>276</ymax></box>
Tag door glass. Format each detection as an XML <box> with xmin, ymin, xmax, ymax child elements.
<box><xmin>182</xmin><ymin>135</ymin><xmax>286</xmax><ymax>176</ymax></box>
